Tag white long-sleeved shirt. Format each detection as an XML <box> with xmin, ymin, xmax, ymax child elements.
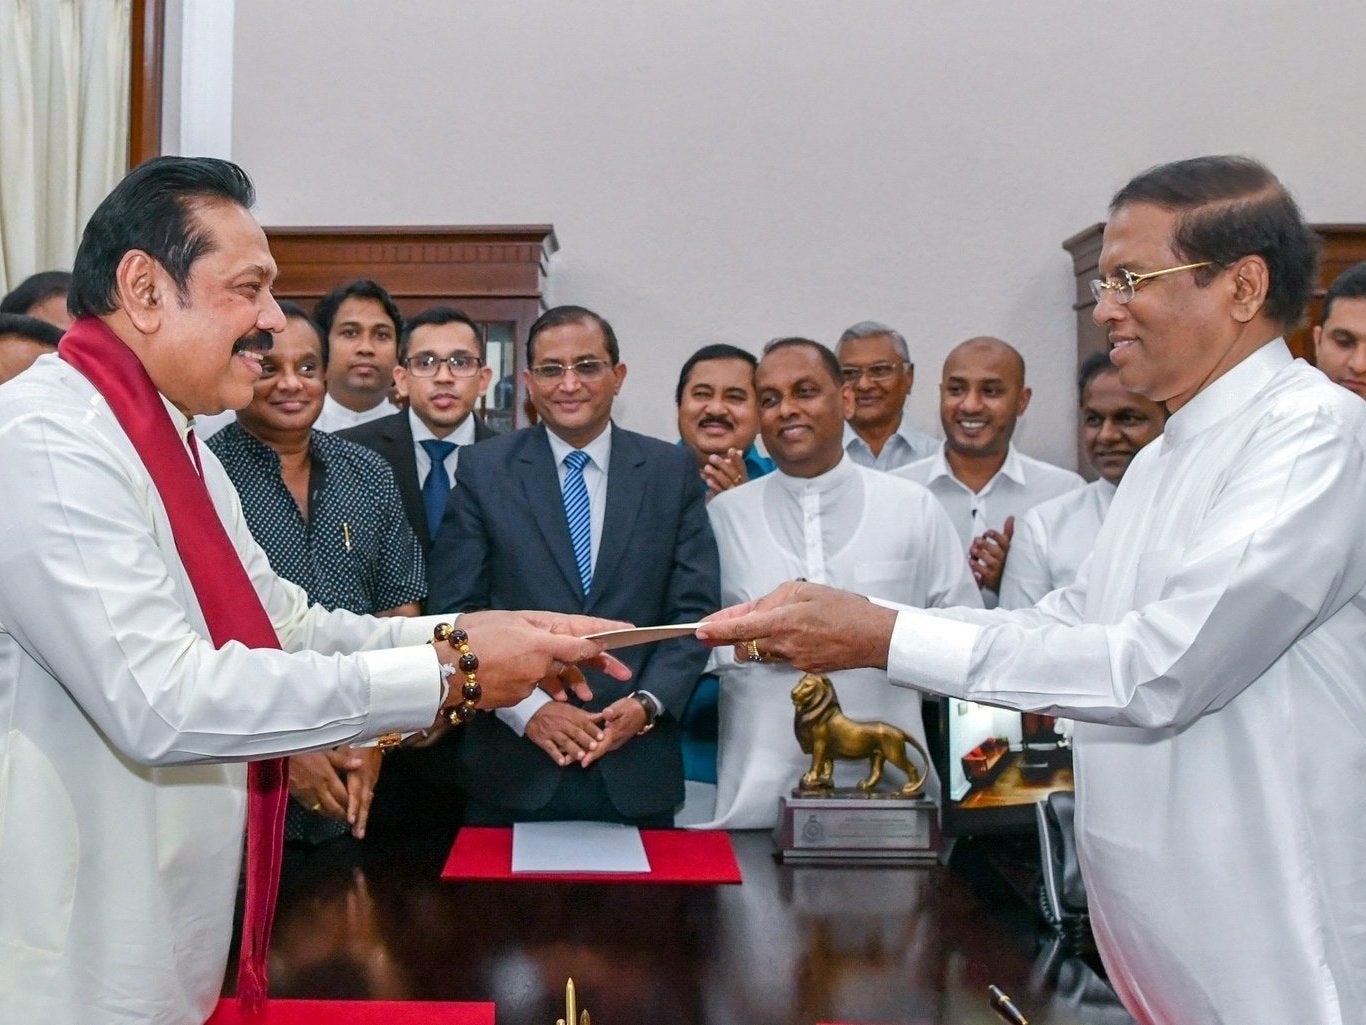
<box><xmin>884</xmin><ymin>341</ymin><xmax>1366</xmax><ymax>1025</ymax></box>
<box><xmin>693</xmin><ymin>457</ymin><xmax>980</xmax><ymax>829</ymax></box>
<box><xmin>998</xmin><ymin>477</ymin><xmax>1117</xmax><ymax>609</ymax></box>
<box><xmin>0</xmin><ymin>354</ymin><xmax>446</xmax><ymax>1025</ymax></box>
<box><xmin>896</xmin><ymin>443</ymin><xmax>1083</xmax><ymax>607</ymax></box>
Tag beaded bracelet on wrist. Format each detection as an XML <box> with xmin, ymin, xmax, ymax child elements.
<box><xmin>430</xmin><ymin>622</ymin><xmax>481</xmax><ymax>726</ymax></box>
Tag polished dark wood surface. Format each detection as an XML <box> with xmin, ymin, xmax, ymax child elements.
<box><xmin>263</xmin><ymin>831</ymin><xmax>1129</xmax><ymax>1025</ymax></box>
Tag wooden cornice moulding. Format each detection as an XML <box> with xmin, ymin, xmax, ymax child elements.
<box><xmin>263</xmin><ymin>225</ymin><xmax>559</xmax><ymax>299</ymax></box>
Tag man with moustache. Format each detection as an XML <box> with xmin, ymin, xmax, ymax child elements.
<box><xmin>208</xmin><ymin>302</ymin><xmax>425</xmax><ymax>869</ymax></box>
<box><xmin>0</xmin><ymin>156</ymin><xmax>630</xmax><ymax>1024</ymax></box>
<box><xmin>1313</xmin><ymin>261</ymin><xmax>1366</xmax><ymax>400</ymax></box>
<box><xmin>837</xmin><ymin>320</ymin><xmax>938</xmax><ymax>470</ymax></box>
<box><xmin>672</xmin><ymin>343</ymin><xmax>773</xmax><ymax>786</ymax></box>
<box><xmin>999</xmin><ymin>351</ymin><xmax>1167</xmax><ymax>607</ymax></box>
<box><xmin>341</xmin><ymin>306</ymin><xmax>499</xmax><ymax>550</ymax></box>
<box><xmin>428</xmin><ymin>305</ymin><xmax>719</xmax><ymax>827</ymax></box>
<box><xmin>692</xmin><ymin>338</ymin><xmax>977</xmax><ymax>829</ymax></box>
<box><xmin>897</xmin><ymin>337</ymin><xmax>1081</xmax><ymax>607</ymax></box>
<box><xmin>699</xmin><ymin>155</ymin><xmax>1366</xmax><ymax>1025</ymax></box>
<box><xmin>675</xmin><ymin>343</ymin><xmax>774</xmax><ymax>499</ymax></box>
<box><xmin>313</xmin><ymin>278</ymin><xmax>404</xmax><ymax>433</ymax></box>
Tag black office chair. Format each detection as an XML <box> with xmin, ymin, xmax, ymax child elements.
<box><xmin>1035</xmin><ymin>791</ymin><xmax>1089</xmax><ymax>950</ymax></box>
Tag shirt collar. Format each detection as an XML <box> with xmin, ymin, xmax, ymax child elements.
<box><xmin>409</xmin><ymin>407</ymin><xmax>476</xmax><ymax>446</ymax></box>
<box><xmin>1161</xmin><ymin>338</ymin><xmax>1291</xmax><ymax>450</ymax></box>
<box><xmin>772</xmin><ymin>452</ymin><xmax>856</xmax><ymax>497</ymax></box>
<box><xmin>922</xmin><ymin>442</ymin><xmax>1026</xmax><ymax>492</ymax></box>
<box><xmin>842</xmin><ymin>422</ymin><xmax>868</xmax><ymax>452</ymax></box>
<box><xmin>841</xmin><ymin>417</ymin><xmax>920</xmax><ymax>452</ymax></box>
<box><xmin>546</xmin><ymin>422</ymin><xmax>613</xmax><ymax>470</ymax></box>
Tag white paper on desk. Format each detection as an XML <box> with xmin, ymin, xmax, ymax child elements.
<box><xmin>511</xmin><ymin>821</ymin><xmax>651</xmax><ymax>873</ymax></box>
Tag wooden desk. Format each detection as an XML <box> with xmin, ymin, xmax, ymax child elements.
<box><xmin>264</xmin><ymin>832</ymin><xmax>1129</xmax><ymax>1025</ymax></box>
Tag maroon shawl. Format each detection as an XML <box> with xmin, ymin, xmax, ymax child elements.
<box><xmin>59</xmin><ymin>316</ymin><xmax>286</xmax><ymax>1014</ymax></box>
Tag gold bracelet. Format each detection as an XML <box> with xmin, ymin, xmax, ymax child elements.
<box><xmin>430</xmin><ymin>622</ymin><xmax>481</xmax><ymax>726</ymax></box>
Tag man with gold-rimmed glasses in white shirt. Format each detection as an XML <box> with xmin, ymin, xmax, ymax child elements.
<box><xmin>700</xmin><ymin>155</ymin><xmax>1366</xmax><ymax>1025</ymax></box>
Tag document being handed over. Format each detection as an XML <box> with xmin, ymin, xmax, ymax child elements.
<box><xmin>583</xmin><ymin>622</ymin><xmax>704</xmax><ymax>650</ymax></box>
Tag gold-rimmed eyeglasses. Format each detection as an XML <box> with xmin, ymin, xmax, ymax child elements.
<box><xmin>528</xmin><ymin>359</ymin><xmax>612</xmax><ymax>381</ymax></box>
<box><xmin>840</xmin><ymin>361</ymin><xmax>909</xmax><ymax>384</ymax></box>
<box><xmin>1089</xmin><ymin>262</ymin><xmax>1214</xmax><ymax>305</ymax></box>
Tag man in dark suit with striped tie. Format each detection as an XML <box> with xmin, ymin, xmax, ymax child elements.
<box><xmin>339</xmin><ymin>306</ymin><xmax>498</xmax><ymax>551</ymax></box>
<box><xmin>427</xmin><ymin>305</ymin><xmax>719</xmax><ymax>826</ymax></box>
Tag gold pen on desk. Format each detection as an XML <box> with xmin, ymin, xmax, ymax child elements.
<box><xmin>988</xmin><ymin>983</ymin><xmax>1030</xmax><ymax>1025</ymax></box>
<box><xmin>342</xmin><ymin>521</ymin><xmax>352</xmax><ymax>551</ymax></box>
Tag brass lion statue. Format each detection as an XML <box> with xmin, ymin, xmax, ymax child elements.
<box><xmin>791</xmin><ymin>673</ymin><xmax>929</xmax><ymax>797</ymax></box>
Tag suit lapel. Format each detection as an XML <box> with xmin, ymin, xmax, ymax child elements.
<box><xmin>589</xmin><ymin>425</ymin><xmax>645</xmax><ymax>612</ymax></box>
<box><xmin>518</xmin><ymin>425</ymin><xmax>587</xmax><ymax>603</ymax></box>
<box><xmin>384</xmin><ymin>415</ymin><xmax>429</xmax><ymax>546</ymax></box>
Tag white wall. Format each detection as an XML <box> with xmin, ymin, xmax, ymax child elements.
<box><xmin>230</xmin><ymin>1</ymin><xmax>1366</xmax><ymax>468</ymax></box>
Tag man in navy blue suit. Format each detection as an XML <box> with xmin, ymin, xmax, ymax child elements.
<box><xmin>427</xmin><ymin>305</ymin><xmax>719</xmax><ymax>826</ymax></box>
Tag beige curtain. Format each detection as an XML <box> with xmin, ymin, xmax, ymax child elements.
<box><xmin>0</xmin><ymin>0</ymin><xmax>131</xmax><ymax>296</ymax></box>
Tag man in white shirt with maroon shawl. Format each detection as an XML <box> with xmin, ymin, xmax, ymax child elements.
<box><xmin>0</xmin><ymin>157</ymin><xmax>626</xmax><ymax>1025</ymax></box>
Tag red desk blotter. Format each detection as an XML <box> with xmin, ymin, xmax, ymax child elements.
<box><xmin>441</xmin><ymin>827</ymin><xmax>742</xmax><ymax>884</ymax></box>
<box><xmin>208</xmin><ymin>998</ymin><xmax>495</xmax><ymax>1023</ymax></box>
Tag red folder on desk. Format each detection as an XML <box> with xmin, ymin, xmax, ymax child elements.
<box><xmin>209</xmin><ymin>999</ymin><xmax>495</xmax><ymax>1023</ymax></box>
<box><xmin>441</xmin><ymin>827</ymin><xmax>742</xmax><ymax>884</ymax></box>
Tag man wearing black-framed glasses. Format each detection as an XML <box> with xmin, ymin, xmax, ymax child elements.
<box><xmin>341</xmin><ymin>305</ymin><xmax>499</xmax><ymax>551</ymax></box>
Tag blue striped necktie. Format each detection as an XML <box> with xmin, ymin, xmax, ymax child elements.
<box><xmin>562</xmin><ymin>449</ymin><xmax>593</xmax><ymax>595</ymax></box>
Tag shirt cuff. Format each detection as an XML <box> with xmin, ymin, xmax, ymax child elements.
<box><xmin>496</xmin><ymin>689</ymin><xmax>554</xmax><ymax>736</ymax></box>
<box><xmin>395</xmin><ymin>611</ymin><xmax>460</xmax><ymax>646</ymax></box>
<box><xmin>886</xmin><ymin>608</ymin><xmax>980</xmax><ymax>696</ymax></box>
<box><xmin>356</xmin><ymin>643</ymin><xmax>444</xmax><ymax>738</ymax></box>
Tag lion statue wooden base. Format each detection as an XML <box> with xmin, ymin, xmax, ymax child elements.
<box><xmin>791</xmin><ymin>673</ymin><xmax>929</xmax><ymax>798</ymax></box>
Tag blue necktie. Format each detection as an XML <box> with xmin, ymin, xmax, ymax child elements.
<box><xmin>562</xmin><ymin>449</ymin><xmax>593</xmax><ymax>596</ymax></box>
<box><xmin>420</xmin><ymin>439</ymin><xmax>457</xmax><ymax>537</ymax></box>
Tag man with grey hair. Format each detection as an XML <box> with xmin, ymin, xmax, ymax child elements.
<box><xmin>837</xmin><ymin>320</ymin><xmax>938</xmax><ymax>470</ymax></box>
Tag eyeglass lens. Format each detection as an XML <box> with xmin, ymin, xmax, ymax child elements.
<box><xmin>531</xmin><ymin>360</ymin><xmax>610</xmax><ymax>380</ymax></box>
<box><xmin>408</xmin><ymin>354</ymin><xmax>482</xmax><ymax>377</ymax></box>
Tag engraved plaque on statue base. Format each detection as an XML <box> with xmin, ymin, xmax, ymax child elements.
<box><xmin>775</xmin><ymin>790</ymin><xmax>940</xmax><ymax>863</ymax></box>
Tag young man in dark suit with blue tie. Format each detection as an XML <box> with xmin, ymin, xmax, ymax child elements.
<box><xmin>339</xmin><ymin>306</ymin><xmax>499</xmax><ymax>550</ymax></box>
<box><xmin>427</xmin><ymin>305</ymin><xmax>719</xmax><ymax>827</ymax></box>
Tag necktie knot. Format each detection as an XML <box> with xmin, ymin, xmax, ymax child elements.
<box><xmin>564</xmin><ymin>449</ymin><xmax>590</xmax><ymax>472</ymax></box>
<box><xmin>422</xmin><ymin>438</ymin><xmax>457</xmax><ymax>465</ymax></box>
